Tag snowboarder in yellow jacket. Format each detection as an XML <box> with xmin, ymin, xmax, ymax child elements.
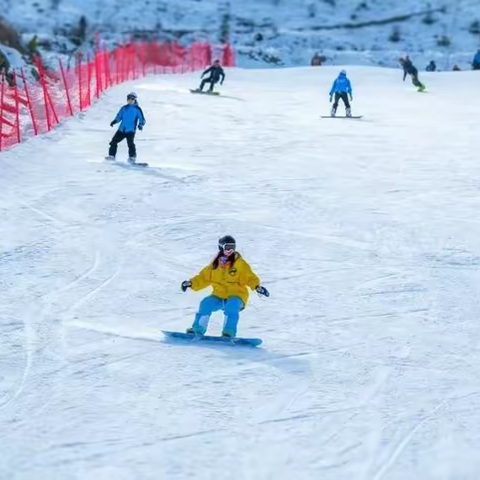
<box><xmin>181</xmin><ymin>235</ymin><xmax>269</xmax><ymax>337</ymax></box>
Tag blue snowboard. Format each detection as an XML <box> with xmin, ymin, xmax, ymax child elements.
<box><xmin>162</xmin><ymin>330</ymin><xmax>262</xmax><ymax>347</ymax></box>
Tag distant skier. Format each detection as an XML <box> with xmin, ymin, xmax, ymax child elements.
<box><xmin>472</xmin><ymin>50</ymin><xmax>480</xmax><ymax>70</ymax></box>
<box><xmin>329</xmin><ymin>69</ymin><xmax>353</xmax><ymax>117</ymax></box>
<box><xmin>196</xmin><ymin>59</ymin><xmax>225</xmax><ymax>92</ymax></box>
<box><xmin>426</xmin><ymin>60</ymin><xmax>437</xmax><ymax>72</ymax></box>
<box><xmin>181</xmin><ymin>235</ymin><xmax>269</xmax><ymax>338</ymax></box>
<box><xmin>106</xmin><ymin>92</ymin><xmax>146</xmax><ymax>164</ymax></box>
<box><xmin>399</xmin><ymin>56</ymin><xmax>426</xmax><ymax>92</ymax></box>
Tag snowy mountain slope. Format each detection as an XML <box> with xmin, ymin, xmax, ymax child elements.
<box><xmin>1</xmin><ymin>67</ymin><xmax>480</xmax><ymax>479</ymax></box>
<box><xmin>1</xmin><ymin>0</ymin><xmax>480</xmax><ymax>68</ymax></box>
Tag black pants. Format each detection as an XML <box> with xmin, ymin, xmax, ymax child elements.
<box><xmin>200</xmin><ymin>77</ymin><xmax>218</xmax><ymax>91</ymax></box>
<box><xmin>333</xmin><ymin>92</ymin><xmax>350</xmax><ymax>110</ymax></box>
<box><xmin>109</xmin><ymin>131</ymin><xmax>136</xmax><ymax>158</ymax></box>
<box><xmin>410</xmin><ymin>73</ymin><xmax>424</xmax><ymax>88</ymax></box>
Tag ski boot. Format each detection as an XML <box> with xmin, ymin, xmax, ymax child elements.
<box><xmin>346</xmin><ymin>107</ymin><xmax>352</xmax><ymax>118</ymax></box>
<box><xmin>105</xmin><ymin>155</ymin><xmax>116</xmax><ymax>161</ymax></box>
<box><xmin>330</xmin><ymin>106</ymin><xmax>337</xmax><ymax>117</ymax></box>
<box><xmin>221</xmin><ymin>331</ymin><xmax>234</xmax><ymax>338</ymax></box>
<box><xmin>127</xmin><ymin>156</ymin><xmax>137</xmax><ymax>165</ymax></box>
<box><xmin>417</xmin><ymin>84</ymin><xmax>426</xmax><ymax>93</ymax></box>
<box><xmin>186</xmin><ymin>326</ymin><xmax>206</xmax><ymax>335</ymax></box>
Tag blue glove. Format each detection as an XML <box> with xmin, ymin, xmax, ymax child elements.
<box><xmin>181</xmin><ymin>280</ymin><xmax>191</xmax><ymax>292</ymax></box>
<box><xmin>256</xmin><ymin>286</ymin><xmax>270</xmax><ymax>297</ymax></box>
<box><xmin>110</xmin><ymin>121</ymin><xmax>115</xmax><ymax>127</ymax></box>
<box><xmin>138</xmin><ymin>125</ymin><xmax>143</xmax><ymax>131</ymax></box>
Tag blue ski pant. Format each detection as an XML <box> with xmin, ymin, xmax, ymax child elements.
<box><xmin>191</xmin><ymin>295</ymin><xmax>244</xmax><ymax>336</ymax></box>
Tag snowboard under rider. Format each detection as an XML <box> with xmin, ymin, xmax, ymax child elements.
<box><xmin>181</xmin><ymin>235</ymin><xmax>269</xmax><ymax>338</ymax></box>
<box><xmin>196</xmin><ymin>60</ymin><xmax>226</xmax><ymax>93</ymax></box>
<box><xmin>106</xmin><ymin>92</ymin><xmax>146</xmax><ymax>164</ymax></box>
<box><xmin>329</xmin><ymin>70</ymin><xmax>353</xmax><ymax>117</ymax></box>
<box><xmin>399</xmin><ymin>57</ymin><xmax>426</xmax><ymax>92</ymax></box>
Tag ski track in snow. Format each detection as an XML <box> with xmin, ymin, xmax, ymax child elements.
<box><xmin>1</xmin><ymin>67</ymin><xmax>480</xmax><ymax>479</ymax></box>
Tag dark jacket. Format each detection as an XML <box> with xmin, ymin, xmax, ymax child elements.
<box><xmin>201</xmin><ymin>65</ymin><xmax>225</xmax><ymax>83</ymax></box>
<box><xmin>401</xmin><ymin>58</ymin><xmax>418</xmax><ymax>80</ymax></box>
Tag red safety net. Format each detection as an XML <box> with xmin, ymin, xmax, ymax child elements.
<box><xmin>0</xmin><ymin>41</ymin><xmax>235</xmax><ymax>151</ymax></box>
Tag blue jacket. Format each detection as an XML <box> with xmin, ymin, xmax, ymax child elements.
<box><xmin>112</xmin><ymin>103</ymin><xmax>146</xmax><ymax>133</ymax></box>
<box><xmin>473</xmin><ymin>51</ymin><xmax>480</xmax><ymax>65</ymax></box>
<box><xmin>329</xmin><ymin>72</ymin><xmax>352</xmax><ymax>96</ymax></box>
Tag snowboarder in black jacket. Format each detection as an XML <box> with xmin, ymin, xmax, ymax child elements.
<box><xmin>399</xmin><ymin>56</ymin><xmax>426</xmax><ymax>92</ymax></box>
<box><xmin>197</xmin><ymin>60</ymin><xmax>225</xmax><ymax>92</ymax></box>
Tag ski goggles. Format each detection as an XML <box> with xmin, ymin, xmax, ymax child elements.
<box><xmin>220</xmin><ymin>243</ymin><xmax>236</xmax><ymax>253</ymax></box>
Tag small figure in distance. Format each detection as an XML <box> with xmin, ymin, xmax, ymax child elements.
<box><xmin>196</xmin><ymin>59</ymin><xmax>225</xmax><ymax>93</ymax></box>
<box><xmin>399</xmin><ymin>56</ymin><xmax>426</xmax><ymax>92</ymax></box>
<box><xmin>329</xmin><ymin>69</ymin><xmax>353</xmax><ymax>117</ymax></box>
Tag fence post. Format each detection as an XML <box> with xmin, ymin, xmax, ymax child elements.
<box><xmin>0</xmin><ymin>73</ymin><xmax>4</xmax><ymax>151</ymax></box>
<box><xmin>20</xmin><ymin>68</ymin><xmax>38</xmax><ymax>136</ymax></box>
<box><xmin>59</xmin><ymin>58</ymin><xmax>73</xmax><ymax>116</ymax></box>
<box><xmin>94</xmin><ymin>51</ymin><xmax>100</xmax><ymax>98</ymax></box>
<box><xmin>77</xmin><ymin>53</ymin><xmax>83</xmax><ymax>112</ymax></box>
<box><xmin>87</xmin><ymin>56</ymin><xmax>92</xmax><ymax>106</ymax></box>
<box><xmin>12</xmin><ymin>71</ymin><xmax>20</xmax><ymax>144</ymax></box>
<box><xmin>46</xmin><ymin>88</ymin><xmax>59</xmax><ymax>125</ymax></box>
<box><xmin>36</xmin><ymin>57</ymin><xmax>52</xmax><ymax>132</ymax></box>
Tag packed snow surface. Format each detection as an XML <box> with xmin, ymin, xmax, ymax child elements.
<box><xmin>0</xmin><ymin>67</ymin><xmax>479</xmax><ymax>480</ymax></box>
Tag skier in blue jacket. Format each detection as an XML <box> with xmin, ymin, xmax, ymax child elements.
<box><xmin>329</xmin><ymin>70</ymin><xmax>353</xmax><ymax>117</ymax></box>
<box><xmin>472</xmin><ymin>50</ymin><xmax>480</xmax><ymax>70</ymax></box>
<box><xmin>106</xmin><ymin>92</ymin><xmax>146</xmax><ymax>164</ymax></box>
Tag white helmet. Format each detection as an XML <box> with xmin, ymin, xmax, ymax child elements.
<box><xmin>127</xmin><ymin>92</ymin><xmax>137</xmax><ymax>100</ymax></box>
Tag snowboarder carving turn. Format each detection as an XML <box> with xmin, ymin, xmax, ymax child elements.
<box><xmin>195</xmin><ymin>59</ymin><xmax>225</xmax><ymax>93</ymax></box>
<box><xmin>329</xmin><ymin>70</ymin><xmax>353</xmax><ymax>117</ymax></box>
<box><xmin>106</xmin><ymin>92</ymin><xmax>146</xmax><ymax>164</ymax></box>
<box><xmin>181</xmin><ymin>235</ymin><xmax>269</xmax><ymax>338</ymax></box>
<box><xmin>399</xmin><ymin>56</ymin><xmax>426</xmax><ymax>92</ymax></box>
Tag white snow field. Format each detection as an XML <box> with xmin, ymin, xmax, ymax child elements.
<box><xmin>1</xmin><ymin>66</ymin><xmax>479</xmax><ymax>480</ymax></box>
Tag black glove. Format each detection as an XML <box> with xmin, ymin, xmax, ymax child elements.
<box><xmin>181</xmin><ymin>280</ymin><xmax>192</xmax><ymax>292</ymax></box>
<box><xmin>349</xmin><ymin>95</ymin><xmax>353</xmax><ymax>101</ymax></box>
<box><xmin>256</xmin><ymin>286</ymin><xmax>269</xmax><ymax>297</ymax></box>
<box><xmin>138</xmin><ymin>125</ymin><xmax>143</xmax><ymax>131</ymax></box>
<box><xmin>329</xmin><ymin>95</ymin><xmax>333</xmax><ymax>103</ymax></box>
<box><xmin>110</xmin><ymin>121</ymin><xmax>115</xmax><ymax>127</ymax></box>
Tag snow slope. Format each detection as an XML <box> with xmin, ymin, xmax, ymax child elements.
<box><xmin>1</xmin><ymin>67</ymin><xmax>480</xmax><ymax>480</ymax></box>
<box><xmin>1</xmin><ymin>0</ymin><xmax>480</xmax><ymax>68</ymax></box>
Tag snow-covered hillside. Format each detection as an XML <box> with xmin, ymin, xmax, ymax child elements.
<box><xmin>0</xmin><ymin>67</ymin><xmax>479</xmax><ymax>479</ymax></box>
<box><xmin>1</xmin><ymin>0</ymin><xmax>480</xmax><ymax>68</ymax></box>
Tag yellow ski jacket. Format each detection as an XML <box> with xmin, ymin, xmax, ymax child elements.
<box><xmin>190</xmin><ymin>253</ymin><xmax>260</xmax><ymax>306</ymax></box>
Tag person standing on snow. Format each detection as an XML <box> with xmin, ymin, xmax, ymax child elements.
<box><xmin>426</xmin><ymin>60</ymin><xmax>437</xmax><ymax>72</ymax></box>
<box><xmin>329</xmin><ymin>70</ymin><xmax>353</xmax><ymax>117</ymax></box>
<box><xmin>399</xmin><ymin>56</ymin><xmax>426</xmax><ymax>92</ymax></box>
<box><xmin>106</xmin><ymin>92</ymin><xmax>146</xmax><ymax>164</ymax></box>
<box><xmin>472</xmin><ymin>50</ymin><xmax>480</xmax><ymax>70</ymax></box>
<box><xmin>196</xmin><ymin>59</ymin><xmax>225</xmax><ymax>92</ymax></box>
<box><xmin>181</xmin><ymin>235</ymin><xmax>269</xmax><ymax>338</ymax></box>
